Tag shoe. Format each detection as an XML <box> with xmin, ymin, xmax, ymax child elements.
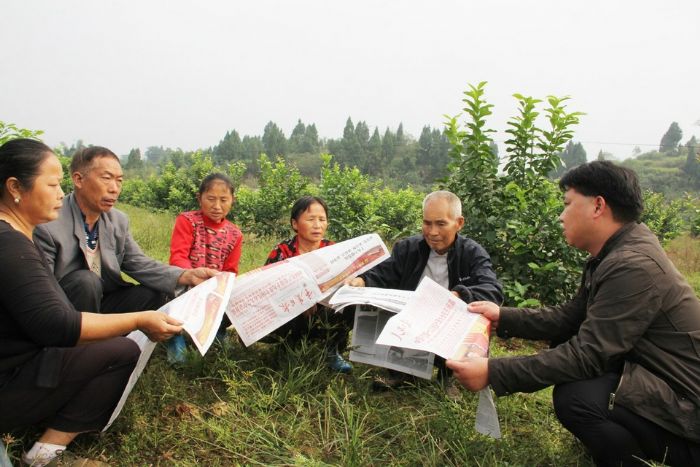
<box><xmin>22</xmin><ymin>449</ymin><xmax>58</xmax><ymax>466</ymax></box>
<box><xmin>166</xmin><ymin>334</ymin><xmax>187</xmax><ymax>364</ymax></box>
<box><xmin>327</xmin><ymin>350</ymin><xmax>352</xmax><ymax>373</ymax></box>
<box><xmin>372</xmin><ymin>370</ymin><xmax>414</xmax><ymax>390</ymax></box>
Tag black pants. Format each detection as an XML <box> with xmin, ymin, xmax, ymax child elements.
<box><xmin>268</xmin><ymin>305</ymin><xmax>354</xmax><ymax>351</ymax></box>
<box><xmin>0</xmin><ymin>337</ymin><xmax>139</xmax><ymax>433</ymax></box>
<box><xmin>553</xmin><ymin>372</ymin><xmax>700</xmax><ymax>466</ymax></box>
<box><xmin>59</xmin><ymin>269</ymin><xmax>167</xmax><ymax>313</ymax></box>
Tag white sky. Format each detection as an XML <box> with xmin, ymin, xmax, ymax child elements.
<box><xmin>2</xmin><ymin>0</ymin><xmax>699</xmax><ymax>162</ymax></box>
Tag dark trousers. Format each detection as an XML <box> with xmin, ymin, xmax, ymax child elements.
<box><xmin>59</xmin><ymin>269</ymin><xmax>167</xmax><ymax>313</ymax></box>
<box><xmin>0</xmin><ymin>337</ymin><xmax>139</xmax><ymax>433</ymax></box>
<box><xmin>553</xmin><ymin>372</ymin><xmax>700</xmax><ymax>467</ymax></box>
<box><xmin>268</xmin><ymin>305</ymin><xmax>354</xmax><ymax>351</ymax></box>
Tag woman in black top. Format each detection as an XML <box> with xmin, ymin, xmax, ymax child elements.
<box><xmin>0</xmin><ymin>138</ymin><xmax>183</xmax><ymax>466</ymax></box>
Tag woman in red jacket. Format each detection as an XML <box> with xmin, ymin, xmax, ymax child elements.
<box><xmin>167</xmin><ymin>173</ymin><xmax>243</xmax><ymax>362</ymax></box>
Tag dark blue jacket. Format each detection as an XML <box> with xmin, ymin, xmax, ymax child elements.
<box><xmin>360</xmin><ymin>233</ymin><xmax>503</xmax><ymax>304</ymax></box>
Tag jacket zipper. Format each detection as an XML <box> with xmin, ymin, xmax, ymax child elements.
<box><xmin>609</xmin><ymin>362</ymin><xmax>626</xmax><ymax>411</ymax></box>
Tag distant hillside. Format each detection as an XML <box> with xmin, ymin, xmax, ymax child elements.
<box><xmin>620</xmin><ymin>147</ymin><xmax>698</xmax><ymax>197</ymax></box>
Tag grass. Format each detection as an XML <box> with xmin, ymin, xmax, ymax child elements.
<box><xmin>3</xmin><ymin>204</ymin><xmax>598</xmax><ymax>466</ymax></box>
<box><xmin>665</xmin><ymin>234</ymin><xmax>700</xmax><ymax>296</ymax></box>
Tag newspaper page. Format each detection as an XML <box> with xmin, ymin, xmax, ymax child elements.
<box><xmin>163</xmin><ymin>272</ymin><xmax>236</xmax><ymax>355</ymax></box>
<box><xmin>375</xmin><ymin>277</ymin><xmax>485</xmax><ymax>359</ymax></box>
<box><xmin>328</xmin><ymin>285</ymin><xmax>414</xmax><ymax>313</ymax></box>
<box><xmin>289</xmin><ymin>233</ymin><xmax>389</xmax><ymax>300</ymax></box>
<box><xmin>226</xmin><ymin>261</ymin><xmax>322</xmax><ymax>346</ymax></box>
<box><xmin>103</xmin><ymin>330</ymin><xmax>156</xmax><ymax>431</ymax></box>
<box><xmin>349</xmin><ymin>305</ymin><xmax>434</xmax><ymax>379</ymax></box>
<box><xmin>226</xmin><ymin>234</ymin><xmax>390</xmax><ymax>345</ymax></box>
<box><xmin>103</xmin><ymin>272</ymin><xmax>235</xmax><ymax>431</ymax></box>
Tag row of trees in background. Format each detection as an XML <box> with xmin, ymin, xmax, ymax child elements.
<box><xmin>103</xmin><ymin>118</ymin><xmax>452</xmax><ymax>189</ymax></box>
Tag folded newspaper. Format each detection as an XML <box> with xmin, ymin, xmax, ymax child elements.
<box><xmin>328</xmin><ymin>285</ymin><xmax>414</xmax><ymax>313</ymax></box>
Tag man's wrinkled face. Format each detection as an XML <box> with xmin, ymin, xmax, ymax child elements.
<box><xmin>74</xmin><ymin>156</ymin><xmax>124</xmax><ymax>215</ymax></box>
<box><xmin>422</xmin><ymin>198</ymin><xmax>464</xmax><ymax>254</ymax></box>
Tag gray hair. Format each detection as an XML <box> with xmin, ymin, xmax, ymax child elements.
<box><xmin>422</xmin><ymin>191</ymin><xmax>462</xmax><ymax>218</ymax></box>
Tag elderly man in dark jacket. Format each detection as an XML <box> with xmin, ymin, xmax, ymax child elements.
<box><xmin>350</xmin><ymin>190</ymin><xmax>503</xmax><ymax>392</ymax></box>
<box><xmin>448</xmin><ymin>161</ymin><xmax>700</xmax><ymax>466</ymax></box>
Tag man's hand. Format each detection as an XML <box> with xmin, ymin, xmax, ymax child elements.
<box><xmin>467</xmin><ymin>301</ymin><xmax>501</xmax><ymax>331</ymax></box>
<box><xmin>345</xmin><ymin>277</ymin><xmax>365</xmax><ymax>287</ymax></box>
<box><xmin>445</xmin><ymin>357</ymin><xmax>489</xmax><ymax>392</ymax></box>
<box><xmin>136</xmin><ymin>311</ymin><xmax>183</xmax><ymax>342</ymax></box>
<box><xmin>178</xmin><ymin>267</ymin><xmax>219</xmax><ymax>286</ymax></box>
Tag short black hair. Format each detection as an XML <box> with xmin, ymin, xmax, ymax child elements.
<box><xmin>198</xmin><ymin>173</ymin><xmax>234</xmax><ymax>196</ymax></box>
<box><xmin>290</xmin><ymin>196</ymin><xmax>329</xmax><ymax>228</ymax></box>
<box><xmin>0</xmin><ymin>138</ymin><xmax>54</xmax><ymax>196</ymax></box>
<box><xmin>559</xmin><ymin>160</ymin><xmax>643</xmax><ymax>223</ymax></box>
<box><xmin>70</xmin><ymin>146</ymin><xmax>119</xmax><ymax>174</ymax></box>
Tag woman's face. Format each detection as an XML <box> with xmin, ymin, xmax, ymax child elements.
<box><xmin>198</xmin><ymin>181</ymin><xmax>233</xmax><ymax>223</ymax></box>
<box><xmin>19</xmin><ymin>154</ymin><xmax>65</xmax><ymax>226</ymax></box>
<box><xmin>292</xmin><ymin>202</ymin><xmax>328</xmax><ymax>245</ymax></box>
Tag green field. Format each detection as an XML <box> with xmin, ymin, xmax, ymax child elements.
<box><xmin>6</xmin><ymin>204</ymin><xmax>596</xmax><ymax>466</ymax></box>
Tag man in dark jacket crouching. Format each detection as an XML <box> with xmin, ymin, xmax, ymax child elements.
<box><xmin>447</xmin><ymin>161</ymin><xmax>700</xmax><ymax>466</ymax></box>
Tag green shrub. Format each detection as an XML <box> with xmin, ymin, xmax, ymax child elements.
<box><xmin>367</xmin><ymin>186</ymin><xmax>423</xmax><ymax>245</ymax></box>
<box><xmin>0</xmin><ymin>121</ymin><xmax>43</xmax><ymax>146</ymax></box>
<box><xmin>443</xmin><ymin>82</ymin><xmax>585</xmax><ymax>306</ymax></box>
<box><xmin>120</xmin><ymin>152</ymin><xmax>245</xmax><ymax>216</ymax></box>
<box><xmin>641</xmin><ymin>190</ymin><xmax>688</xmax><ymax>244</ymax></box>
<box><xmin>231</xmin><ymin>154</ymin><xmax>310</xmax><ymax>238</ymax></box>
<box><xmin>319</xmin><ymin>154</ymin><xmax>377</xmax><ymax>240</ymax></box>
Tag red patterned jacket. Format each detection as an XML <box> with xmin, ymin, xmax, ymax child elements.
<box><xmin>169</xmin><ymin>210</ymin><xmax>243</xmax><ymax>273</ymax></box>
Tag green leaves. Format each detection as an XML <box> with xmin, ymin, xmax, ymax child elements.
<box><xmin>0</xmin><ymin>121</ymin><xmax>44</xmax><ymax>146</ymax></box>
<box><xmin>443</xmin><ymin>83</ymin><xmax>585</xmax><ymax>306</ymax></box>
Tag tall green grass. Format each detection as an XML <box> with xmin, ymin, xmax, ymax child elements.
<box><xmin>4</xmin><ymin>204</ymin><xmax>596</xmax><ymax>466</ymax></box>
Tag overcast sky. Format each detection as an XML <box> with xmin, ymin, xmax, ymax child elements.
<box><xmin>2</xmin><ymin>0</ymin><xmax>699</xmax><ymax>162</ymax></box>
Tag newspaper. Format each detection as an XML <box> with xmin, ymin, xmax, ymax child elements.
<box><xmin>328</xmin><ymin>285</ymin><xmax>414</xmax><ymax>313</ymax></box>
<box><xmin>162</xmin><ymin>272</ymin><xmax>236</xmax><ymax>355</ymax></box>
<box><xmin>375</xmin><ymin>277</ymin><xmax>489</xmax><ymax>360</ymax></box>
<box><xmin>226</xmin><ymin>261</ymin><xmax>323</xmax><ymax>346</ymax></box>
<box><xmin>103</xmin><ymin>272</ymin><xmax>235</xmax><ymax>431</ymax></box>
<box><xmin>103</xmin><ymin>330</ymin><xmax>156</xmax><ymax>431</ymax></box>
<box><xmin>349</xmin><ymin>305</ymin><xmax>435</xmax><ymax>379</ymax></box>
<box><xmin>227</xmin><ymin>233</ymin><xmax>390</xmax><ymax>345</ymax></box>
<box><xmin>288</xmin><ymin>233</ymin><xmax>389</xmax><ymax>300</ymax></box>
<box><xmin>375</xmin><ymin>276</ymin><xmax>501</xmax><ymax>438</ymax></box>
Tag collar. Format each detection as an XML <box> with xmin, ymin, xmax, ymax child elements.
<box><xmin>420</xmin><ymin>234</ymin><xmax>460</xmax><ymax>256</ymax></box>
<box><xmin>592</xmin><ymin>222</ymin><xmax>637</xmax><ymax>262</ymax></box>
<box><xmin>80</xmin><ymin>211</ymin><xmax>99</xmax><ymax>250</ymax></box>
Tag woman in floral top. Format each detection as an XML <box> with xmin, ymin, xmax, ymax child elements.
<box><xmin>265</xmin><ymin>196</ymin><xmax>353</xmax><ymax>373</ymax></box>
